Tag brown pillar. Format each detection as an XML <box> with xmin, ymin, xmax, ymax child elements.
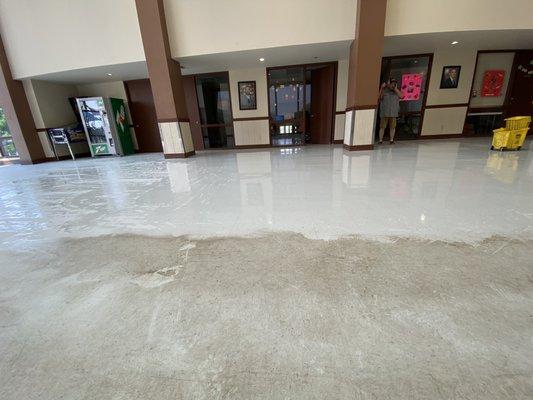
<box><xmin>0</xmin><ymin>33</ymin><xmax>45</xmax><ymax>164</ymax></box>
<box><xmin>134</xmin><ymin>0</ymin><xmax>194</xmax><ymax>158</ymax></box>
<box><xmin>344</xmin><ymin>0</ymin><xmax>387</xmax><ymax>151</ymax></box>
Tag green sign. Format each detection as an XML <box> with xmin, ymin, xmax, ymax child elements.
<box><xmin>92</xmin><ymin>144</ymin><xmax>109</xmax><ymax>155</ymax></box>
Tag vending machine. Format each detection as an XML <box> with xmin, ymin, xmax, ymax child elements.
<box><xmin>76</xmin><ymin>97</ymin><xmax>134</xmax><ymax>157</ymax></box>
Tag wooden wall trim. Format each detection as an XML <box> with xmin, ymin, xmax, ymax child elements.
<box><xmin>419</xmin><ymin>133</ymin><xmax>463</xmax><ymax>139</ymax></box>
<box><xmin>343</xmin><ymin>144</ymin><xmax>374</xmax><ymax>151</ymax></box>
<box><xmin>234</xmin><ymin>144</ymin><xmax>271</xmax><ymax>149</ymax></box>
<box><xmin>346</xmin><ymin>105</ymin><xmax>377</xmax><ymax>112</ymax></box>
<box><xmin>335</xmin><ymin>111</ymin><xmax>346</xmax><ymax>115</ymax></box>
<box><xmin>164</xmin><ymin>150</ymin><xmax>195</xmax><ymax>159</ymax></box>
<box><xmin>158</xmin><ymin>117</ymin><xmax>190</xmax><ymax>123</ymax></box>
<box><xmin>233</xmin><ymin>116</ymin><xmax>269</xmax><ymax>122</ymax></box>
<box><xmin>425</xmin><ymin>103</ymin><xmax>469</xmax><ymax>109</ymax></box>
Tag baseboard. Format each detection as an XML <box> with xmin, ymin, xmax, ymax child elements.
<box><xmin>333</xmin><ymin>140</ymin><xmax>343</xmax><ymax>144</ymax></box>
<box><xmin>0</xmin><ymin>158</ymin><xmax>20</xmax><ymax>165</ymax></box>
<box><xmin>235</xmin><ymin>144</ymin><xmax>271</xmax><ymax>149</ymax></box>
<box><xmin>343</xmin><ymin>144</ymin><xmax>374</xmax><ymax>151</ymax></box>
<box><xmin>419</xmin><ymin>133</ymin><xmax>463</xmax><ymax>140</ymax></box>
<box><xmin>164</xmin><ymin>150</ymin><xmax>195</xmax><ymax>159</ymax></box>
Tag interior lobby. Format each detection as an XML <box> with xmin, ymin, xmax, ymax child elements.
<box><xmin>1</xmin><ymin>0</ymin><xmax>533</xmax><ymax>398</ymax></box>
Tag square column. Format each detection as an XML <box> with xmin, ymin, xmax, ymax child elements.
<box><xmin>0</xmin><ymin>34</ymin><xmax>45</xmax><ymax>164</ymax></box>
<box><xmin>344</xmin><ymin>0</ymin><xmax>387</xmax><ymax>151</ymax></box>
<box><xmin>135</xmin><ymin>0</ymin><xmax>194</xmax><ymax>158</ymax></box>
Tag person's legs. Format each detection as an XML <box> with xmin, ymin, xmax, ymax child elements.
<box><xmin>389</xmin><ymin>117</ymin><xmax>397</xmax><ymax>143</ymax></box>
<box><xmin>379</xmin><ymin>117</ymin><xmax>388</xmax><ymax>143</ymax></box>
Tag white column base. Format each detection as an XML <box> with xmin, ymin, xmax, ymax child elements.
<box><xmin>158</xmin><ymin>120</ymin><xmax>195</xmax><ymax>158</ymax></box>
<box><xmin>343</xmin><ymin>108</ymin><xmax>376</xmax><ymax>150</ymax></box>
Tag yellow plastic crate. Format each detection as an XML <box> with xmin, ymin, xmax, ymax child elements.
<box><xmin>505</xmin><ymin>116</ymin><xmax>531</xmax><ymax>130</ymax></box>
<box><xmin>491</xmin><ymin>128</ymin><xmax>528</xmax><ymax>151</ymax></box>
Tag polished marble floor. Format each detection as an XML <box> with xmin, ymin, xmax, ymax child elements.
<box><xmin>2</xmin><ymin>137</ymin><xmax>533</xmax><ymax>399</ymax></box>
<box><xmin>1</xmin><ymin>137</ymin><xmax>533</xmax><ymax>247</ymax></box>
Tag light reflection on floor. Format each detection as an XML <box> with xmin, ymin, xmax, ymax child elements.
<box><xmin>0</xmin><ymin>137</ymin><xmax>532</xmax><ymax>247</ymax></box>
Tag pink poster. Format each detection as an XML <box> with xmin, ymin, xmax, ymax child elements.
<box><xmin>401</xmin><ymin>73</ymin><xmax>423</xmax><ymax>101</ymax></box>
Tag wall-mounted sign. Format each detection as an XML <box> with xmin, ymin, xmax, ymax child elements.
<box><xmin>481</xmin><ymin>70</ymin><xmax>505</xmax><ymax>97</ymax></box>
<box><xmin>400</xmin><ymin>73</ymin><xmax>422</xmax><ymax>101</ymax></box>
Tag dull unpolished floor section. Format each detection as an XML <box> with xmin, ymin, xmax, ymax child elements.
<box><xmin>1</xmin><ymin>233</ymin><xmax>532</xmax><ymax>399</ymax></box>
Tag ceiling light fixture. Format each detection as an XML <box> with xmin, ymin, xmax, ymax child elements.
<box><xmin>259</xmin><ymin>57</ymin><xmax>265</xmax><ymax>62</ymax></box>
<box><xmin>107</xmin><ymin>73</ymin><xmax>113</xmax><ymax>76</ymax></box>
<box><xmin>451</xmin><ymin>41</ymin><xmax>459</xmax><ymax>45</ymax></box>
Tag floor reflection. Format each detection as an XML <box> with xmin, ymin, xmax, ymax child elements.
<box><xmin>0</xmin><ymin>138</ymin><xmax>532</xmax><ymax>245</ymax></box>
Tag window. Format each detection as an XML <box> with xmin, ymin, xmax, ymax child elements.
<box><xmin>0</xmin><ymin>107</ymin><xmax>18</xmax><ymax>158</ymax></box>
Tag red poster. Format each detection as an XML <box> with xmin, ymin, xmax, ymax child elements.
<box><xmin>481</xmin><ymin>70</ymin><xmax>505</xmax><ymax>97</ymax></box>
<box><xmin>400</xmin><ymin>73</ymin><xmax>422</xmax><ymax>101</ymax></box>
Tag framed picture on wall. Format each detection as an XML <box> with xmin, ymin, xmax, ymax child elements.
<box><xmin>238</xmin><ymin>81</ymin><xmax>257</xmax><ymax>110</ymax></box>
<box><xmin>440</xmin><ymin>66</ymin><xmax>461</xmax><ymax>89</ymax></box>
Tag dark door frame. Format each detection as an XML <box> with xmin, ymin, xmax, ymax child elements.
<box><xmin>123</xmin><ymin>78</ymin><xmax>163</xmax><ymax>153</ymax></box>
<box><xmin>193</xmin><ymin>70</ymin><xmax>235</xmax><ymax>149</ymax></box>
<box><xmin>378</xmin><ymin>53</ymin><xmax>434</xmax><ymax>140</ymax></box>
<box><xmin>463</xmin><ymin>49</ymin><xmax>532</xmax><ymax>136</ymax></box>
<box><xmin>266</xmin><ymin>61</ymin><xmax>338</xmax><ymax>146</ymax></box>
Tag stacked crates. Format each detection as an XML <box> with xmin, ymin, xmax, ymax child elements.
<box><xmin>491</xmin><ymin>116</ymin><xmax>531</xmax><ymax>151</ymax></box>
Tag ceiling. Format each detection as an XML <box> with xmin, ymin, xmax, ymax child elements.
<box><xmin>27</xmin><ymin>61</ymin><xmax>149</xmax><ymax>85</ymax></box>
<box><xmin>26</xmin><ymin>29</ymin><xmax>533</xmax><ymax>85</ymax></box>
<box><xmin>383</xmin><ymin>29</ymin><xmax>533</xmax><ymax>56</ymax></box>
<box><xmin>178</xmin><ymin>41</ymin><xmax>352</xmax><ymax>75</ymax></box>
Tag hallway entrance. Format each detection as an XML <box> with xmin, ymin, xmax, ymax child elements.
<box><xmin>507</xmin><ymin>51</ymin><xmax>533</xmax><ymax>119</ymax></box>
<box><xmin>376</xmin><ymin>54</ymin><xmax>432</xmax><ymax>141</ymax></box>
<box><xmin>187</xmin><ymin>72</ymin><xmax>234</xmax><ymax>149</ymax></box>
<box><xmin>268</xmin><ymin>62</ymin><xmax>336</xmax><ymax>146</ymax></box>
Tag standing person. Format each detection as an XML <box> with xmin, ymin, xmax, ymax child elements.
<box><xmin>378</xmin><ymin>78</ymin><xmax>403</xmax><ymax>144</ymax></box>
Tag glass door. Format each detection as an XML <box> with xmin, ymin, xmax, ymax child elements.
<box><xmin>0</xmin><ymin>107</ymin><xmax>18</xmax><ymax>158</ymax></box>
<box><xmin>268</xmin><ymin>67</ymin><xmax>306</xmax><ymax>146</ymax></box>
<box><xmin>377</xmin><ymin>55</ymin><xmax>432</xmax><ymax>140</ymax></box>
<box><xmin>195</xmin><ymin>73</ymin><xmax>234</xmax><ymax>149</ymax></box>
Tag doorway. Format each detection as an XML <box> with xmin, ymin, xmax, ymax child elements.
<box><xmin>506</xmin><ymin>51</ymin><xmax>533</xmax><ymax>119</ymax></box>
<box><xmin>194</xmin><ymin>72</ymin><xmax>234</xmax><ymax>149</ymax></box>
<box><xmin>268</xmin><ymin>62</ymin><xmax>336</xmax><ymax>146</ymax></box>
<box><xmin>307</xmin><ymin>64</ymin><xmax>336</xmax><ymax>144</ymax></box>
<box><xmin>376</xmin><ymin>54</ymin><xmax>432</xmax><ymax>141</ymax></box>
<box><xmin>124</xmin><ymin>79</ymin><xmax>162</xmax><ymax>153</ymax></box>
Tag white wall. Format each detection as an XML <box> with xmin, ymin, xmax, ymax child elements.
<box><xmin>421</xmin><ymin>107</ymin><xmax>468</xmax><ymax>136</ymax></box>
<box><xmin>228</xmin><ymin>68</ymin><xmax>270</xmax><ymax>146</ymax></box>
<box><xmin>335</xmin><ymin>59</ymin><xmax>349</xmax><ymax>141</ymax></box>
<box><xmin>421</xmin><ymin>47</ymin><xmax>477</xmax><ymax>136</ymax></box>
<box><xmin>30</xmin><ymin>80</ymin><xmax>78</xmax><ymax>127</ymax></box>
<box><xmin>385</xmin><ymin>0</ymin><xmax>533</xmax><ymax>36</ymax></box>
<box><xmin>469</xmin><ymin>52</ymin><xmax>515</xmax><ymax>108</ymax></box>
<box><xmin>0</xmin><ymin>0</ymin><xmax>145</xmax><ymax>80</ymax></box>
<box><xmin>164</xmin><ymin>0</ymin><xmax>357</xmax><ymax>58</ymax></box>
<box><xmin>229</xmin><ymin>68</ymin><xmax>268</xmax><ymax>119</ymax></box>
<box><xmin>23</xmin><ymin>80</ymin><xmax>87</xmax><ymax>158</ymax></box>
<box><xmin>425</xmin><ymin>49</ymin><xmax>477</xmax><ymax>106</ymax></box>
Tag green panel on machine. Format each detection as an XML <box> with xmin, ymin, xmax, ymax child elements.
<box><xmin>92</xmin><ymin>144</ymin><xmax>110</xmax><ymax>155</ymax></box>
<box><xmin>110</xmin><ymin>98</ymin><xmax>135</xmax><ymax>155</ymax></box>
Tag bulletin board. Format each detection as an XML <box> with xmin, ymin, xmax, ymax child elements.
<box><xmin>400</xmin><ymin>73</ymin><xmax>423</xmax><ymax>101</ymax></box>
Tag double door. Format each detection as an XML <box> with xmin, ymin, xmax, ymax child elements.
<box><xmin>185</xmin><ymin>72</ymin><xmax>234</xmax><ymax>150</ymax></box>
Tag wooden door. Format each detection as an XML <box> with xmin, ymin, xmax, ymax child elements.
<box><xmin>309</xmin><ymin>65</ymin><xmax>335</xmax><ymax>144</ymax></box>
<box><xmin>183</xmin><ymin>76</ymin><xmax>204</xmax><ymax>150</ymax></box>
<box><xmin>124</xmin><ymin>79</ymin><xmax>162</xmax><ymax>153</ymax></box>
<box><xmin>507</xmin><ymin>51</ymin><xmax>533</xmax><ymax>118</ymax></box>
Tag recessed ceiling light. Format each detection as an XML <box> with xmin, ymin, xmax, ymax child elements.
<box><xmin>259</xmin><ymin>58</ymin><xmax>265</xmax><ymax>62</ymax></box>
<box><xmin>107</xmin><ymin>73</ymin><xmax>113</xmax><ymax>76</ymax></box>
<box><xmin>451</xmin><ymin>41</ymin><xmax>459</xmax><ymax>45</ymax></box>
